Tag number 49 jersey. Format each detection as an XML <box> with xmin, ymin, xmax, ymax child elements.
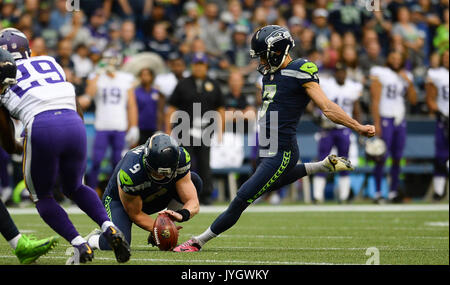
<box><xmin>93</xmin><ymin>71</ymin><xmax>135</xmax><ymax>131</ymax></box>
<box><xmin>1</xmin><ymin>55</ymin><xmax>76</xmax><ymax>127</ymax></box>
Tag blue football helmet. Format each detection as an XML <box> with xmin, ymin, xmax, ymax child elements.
<box><xmin>143</xmin><ymin>133</ymin><xmax>181</xmax><ymax>184</ymax></box>
<box><xmin>250</xmin><ymin>25</ymin><xmax>295</xmax><ymax>75</ymax></box>
<box><xmin>0</xmin><ymin>48</ymin><xmax>17</xmax><ymax>95</ymax></box>
<box><xmin>0</xmin><ymin>28</ymin><xmax>31</xmax><ymax>61</ymax></box>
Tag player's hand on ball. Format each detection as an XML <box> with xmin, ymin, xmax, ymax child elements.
<box><xmin>358</xmin><ymin>124</ymin><xmax>376</xmax><ymax>138</ymax></box>
<box><xmin>159</xmin><ymin>210</ymin><xmax>183</xmax><ymax>223</ymax></box>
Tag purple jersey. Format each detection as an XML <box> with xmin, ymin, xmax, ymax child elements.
<box><xmin>135</xmin><ymin>86</ymin><xmax>159</xmax><ymax>131</ymax></box>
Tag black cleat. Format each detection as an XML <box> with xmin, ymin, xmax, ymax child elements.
<box><xmin>102</xmin><ymin>226</ymin><xmax>131</xmax><ymax>263</ymax></box>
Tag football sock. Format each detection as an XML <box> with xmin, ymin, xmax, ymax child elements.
<box><xmin>101</xmin><ymin>221</ymin><xmax>115</xmax><ymax>233</ymax></box>
<box><xmin>313</xmin><ymin>176</ymin><xmax>326</xmax><ymax>202</ymax></box>
<box><xmin>8</xmin><ymin>234</ymin><xmax>21</xmax><ymax>250</ymax></box>
<box><xmin>433</xmin><ymin>176</ymin><xmax>446</xmax><ymax>196</ymax></box>
<box><xmin>35</xmin><ymin>196</ymin><xmax>79</xmax><ymax>242</ymax></box>
<box><xmin>0</xmin><ymin>200</ymin><xmax>20</xmax><ymax>242</ymax></box>
<box><xmin>338</xmin><ymin>176</ymin><xmax>351</xmax><ymax>201</ymax></box>
<box><xmin>0</xmin><ymin>187</ymin><xmax>12</xmax><ymax>203</ymax></box>
<box><xmin>305</xmin><ymin>161</ymin><xmax>329</xmax><ymax>175</ymax></box>
<box><xmin>210</xmin><ymin>196</ymin><xmax>249</xmax><ymax>236</ymax></box>
<box><xmin>71</xmin><ymin>235</ymin><xmax>87</xmax><ymax>246</ymax></box>
<box><xmin>374</xmin><ymin>163</ymin><xmax>384</xmax><ymax>193</ymax></box>
<box><xmin>70</xmin><ymin>185</ymin><xmax>111</xmax><ymax>227</ymax></box>
<box><xmin>195</xmin><ymin>227</ymin><xmax>217</xmax><ymax>247</ymax></box>
<box><xmin>87</xmin><ymin>234</ymin><xmax>100</xmax><ymax>250</ymax></box>
<box><xmin>390</xmin><ymin>161</ymin><xmax>401</xmax><ymax>192</ymax></box>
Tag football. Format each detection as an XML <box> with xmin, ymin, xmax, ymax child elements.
<box><xmin>153</xmin><ymin>213</ymin><xmax>179</xmax><ymax>251</ymax></box>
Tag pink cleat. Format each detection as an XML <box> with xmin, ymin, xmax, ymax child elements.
<box><xmin>173</xmin><ymin>238</ymin><xmax>202</xmax><ymax>252</ymax></box>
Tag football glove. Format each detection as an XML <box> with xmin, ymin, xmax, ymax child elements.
<box><xmin>147</xmin><ymin>231</ymin><xmax>158</xmax><ymax>247</ymax></box>
<box><xmin>125</xmin><ymin>126</ymin><xmax>140</xmax><ymax>146</ymax></box>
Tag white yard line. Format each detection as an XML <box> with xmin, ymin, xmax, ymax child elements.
<box><xmin>7</xmin><ymin>204</ymin><xmax>449</xmax><ymax>215</ymax></box>
<box><xmin>0</xmin><ymin>255</ymin><xmax>346</xmax><ymax>265</ymax></box>
<box><xmin>130</xmin><ymin>245</ymin><xmax>448</xmax><ymax>251</ymax></box>
<box><xmin>425</xmin><ymin>221</ymin><xmax>449</xmax><ymax>227</ymax></box>
<box><xmin>183</xmin><ymin>233</ymin><xmax>449</xmax><ymax>240</ymax></box>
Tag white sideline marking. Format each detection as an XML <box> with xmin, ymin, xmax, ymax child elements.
<box><xmin>7</xmin><ymin>204</ymin><xmax>449</xmax><ymax>215</ymax></box>
<box><xmin>0</xmin><ymin>255</ymin><xmax>345</xmax><ymax>265</ymax></box>
<box><xmin>425</xmin><ymin>221</ymin><xmax>449</xmax><ymax>227</ymax></box>
<box><xmin>184</xmin><ymin>234</ymin><xmax>448</xmax><ymax>240</ymax></box>
<box><xmin>132</xmin><ymin>245</ymin><xmax>448</xmax><ymax>252</ymax></box>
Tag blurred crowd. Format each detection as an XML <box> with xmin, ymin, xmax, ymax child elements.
<box><xmin>1</xmin><ymin>0</ymin><xmax>448</xmax><ymax>117</ymax></box>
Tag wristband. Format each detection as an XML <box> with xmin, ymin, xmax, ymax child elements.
<box><xmin>176</xmin><ymin>209</ymin><xmax>190</xmax><ymax>222</ymax></box>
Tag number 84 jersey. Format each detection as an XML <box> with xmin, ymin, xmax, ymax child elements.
<box><xmin>369</xmin><ymin>66</ymin><xmax>413</xmax><ymax>119</ymax></box>
<box><xmin>1</xmin><ymin>56</ymin><xmax>76</xmax><ymax>127</ymax></box>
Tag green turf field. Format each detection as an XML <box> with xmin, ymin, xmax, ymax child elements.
<box><xmin>1</xmin><ymin>204</ymin><xmax>448</xmax><ymax>265</ymax></box>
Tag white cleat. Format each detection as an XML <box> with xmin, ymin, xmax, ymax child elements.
<box><xmin>84</xmin><ymin>228</ymin><xmax>102</xmax><ymax>247</ymax></box>
<box><xmin>85</xmin><ymin>228</ymin><xmax>102</xmax><ymax>240</ymax></box>
<box><xmin>323</xmin><ymin>154</ymin><xmax>354</xmax><ymax>172</ymax></box>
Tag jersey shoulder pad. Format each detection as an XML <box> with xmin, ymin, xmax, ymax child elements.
<box><xmin>117</xmin><ymin>150</ymin><xmax>146</xmax><ymax>194</ymax></box>
<box><xmin>369</xmin><ymin>66</ymin><xmax>385</xmax><ymax>78</ymax></box>
<box><xmin>281</xmin><ymin>58</ymin><xmax>319</xmax><ymax>83</ymax></box>
<box><xmin>176</xmin><ymin>147</ymin><xmax>191</xmax><ymax>176</ymax></box>
<box><xmin>119</xmin><ymin>72</ymin><xmax>135</xmax><ymax>84</ymax></box>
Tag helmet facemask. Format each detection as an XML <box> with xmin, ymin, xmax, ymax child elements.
<box><xmin>0</xmin><ymin>56</ymin><xmax>17</xmax><ymax>95</ymax></box>
<box><xmin>0</xmin><ymin>77</ymin><xmax>17</xmax><ymax>95</ymax></box>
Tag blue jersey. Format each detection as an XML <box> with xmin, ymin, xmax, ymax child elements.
<box><xmin>259</xmin><ymin>58</ymin><xmax>319</xmax><ymax>149</ymax></box>
<box><xmin>104</xmin><ymin>144</ymin><xmax>191</xmax><ymax>205</ymax></box>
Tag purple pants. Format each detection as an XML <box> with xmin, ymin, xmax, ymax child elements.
<box><xmin>87</xmin><ymin>130</ymin><xmax>125</xmax><ymax>189</ymax></box>
<box><xmin>0</xmin><ymin>147</ymin><xmax>9</xmax><ymax>189</ymax></box>
<box><xmin>24</xmin><ymin>109</ymin><xmax>110</xmax><ymax>242</ymax></box>
<box><xmin>434</xmin><ymin>119</ymin><xmax>449</xmax><ymax>176</ymax></box>
<box><xmin>317</xmin><ymin>128</ymin><xmax>351</xmax><ymax>176</ymax></box>
<box><xmin>374</xmin><ymin>117</ymin><xmax>407</xmax><ymax>192</ymax></box>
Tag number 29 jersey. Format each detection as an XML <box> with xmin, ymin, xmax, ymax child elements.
<box><xmin>1</xmin><ymin>55</ymin><xmax>76</xmax><ymax>127</ymax></box>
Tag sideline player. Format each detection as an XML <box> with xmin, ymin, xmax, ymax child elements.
<box><xmin>425</xmin><ymin>50</ymin><xmax>449</xmax><ymax>201</ymax></box>
<box><xmin>79</xmin><ymin>50</ymin><xmax>139</xmax><ymax>191</ymax></box>
<box><xmin>312</xmin><ymin>63</ymin><xmax>363</xmax><ymax>203</ymax></box>
<box><xmin>174</xmin><ymin>25</ymin><xmax>375</xmax><ymax>252</ymax></box>
<box><xmin>0</xmin><ymin>28</ymin><xmax>130</xmax><ymax>263</ymax></box>
<box><xmin>370</xmin><ymin>50</ymin><xmax>417</xmax><ymax>203</ymax></box>
<box><xmin>84</xmin><ymin>133</ymin><xmax>202</xmax><ymax>251</ymax></box>
<box><xmin>0</xmin><ymin>48</ymin><xmax>58</xmax><ymax>264</ymax></box>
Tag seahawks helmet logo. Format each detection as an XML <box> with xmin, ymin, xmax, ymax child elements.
<box><xmin>265</xmin><ymin>29</ymin><xmax>292</xmax><ymax>46</ymax></box>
